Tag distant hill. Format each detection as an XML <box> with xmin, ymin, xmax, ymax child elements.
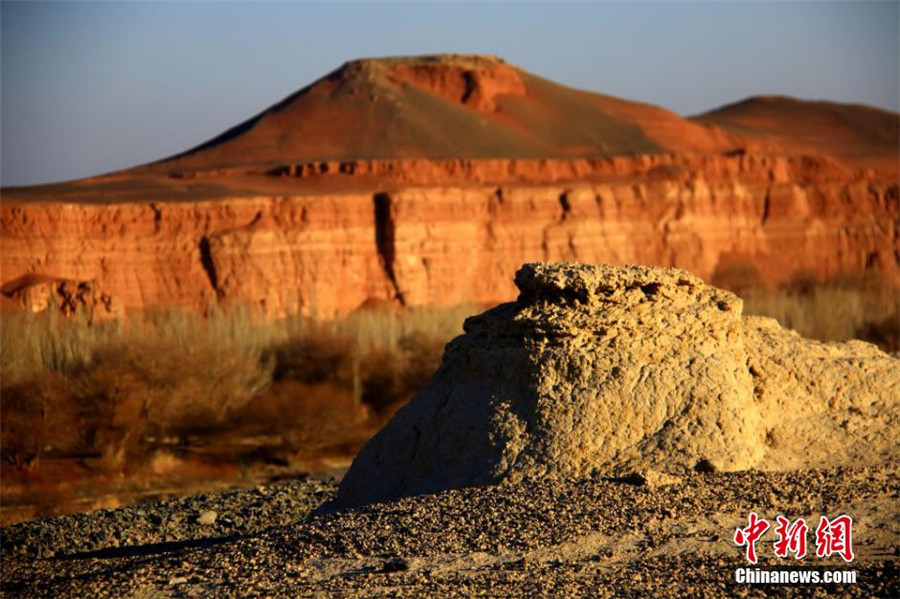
<box><xmin>4</xmin><ymin>55</ymin><xmax>897</xmax><ymax>201</ymax></box>
<box><xmin>2</xmin><ymin>55</ymin><xmax>897</xmax><ymax>327</ymax></box>
<box><xmin>149</xmin><ymin>54</ymin><xmax>744</xmax><ymax>175</ymax></box>
<box><xmin>692</xmin><ymin>95</ymin><xmax>899</xmax><ymax>166</ymax></box>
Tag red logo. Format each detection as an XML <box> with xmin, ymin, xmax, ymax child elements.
<box><xmin>734</xmin><ymin>512</ymin><xmax>770</xmax><ymax>564</ymax></box>
<box><xmin>815</xmin><ymin>515</ymin><xmax>855</xmax><ymax>563</ymax></box>
<box><xmin>735</xmin><ymin>513</ymin><xmax>854</xmax><ymax>563</ymax></box>
<box><xmin>773</xmin><ymin>516</ymin><xmax>809</xmax><ymax>559</ymax></box>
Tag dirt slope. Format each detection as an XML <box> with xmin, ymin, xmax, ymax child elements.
<box><xmin>693</xmin><ymin>95</ymin><xmax>900</xmax><ymax>169</ymax></box>
<box><xmin>146</xmin><ymin>54</ymin><xmax>746</xmax><ymax>175</ymax></box>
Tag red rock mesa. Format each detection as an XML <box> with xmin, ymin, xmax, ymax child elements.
<box><xmin>2</xmin><ymin>55</ymin><xmax>898</xmax><ymax>318</ymax></box>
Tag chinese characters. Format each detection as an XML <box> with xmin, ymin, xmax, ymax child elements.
<box><xmin>734</xmin><ymin>514</ymin><xmax>854</xmax><ymax>564</ymax></box>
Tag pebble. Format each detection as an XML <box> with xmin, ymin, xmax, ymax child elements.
<box><xmin>1</xmin><ymin>476</ymin><xmax>336</xmax><ymax>559</ymax></box>
<box><xmin>197</xmin><ymin>510</ymin><xmax>218</xmax><ymax>526</ymax></box>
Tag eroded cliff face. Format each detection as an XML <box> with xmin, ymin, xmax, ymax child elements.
<box><xmin>1</xmin><ymin>155</ymin><xmax>897</xmax><ymax>319</ymax></box>
<box><xmin>0</xmin><ymin>195</ymin><xmax>395</xmax><ymax>318</ymax></box>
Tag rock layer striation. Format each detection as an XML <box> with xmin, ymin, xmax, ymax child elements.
<box><xmin>2</xmin><ymin>154</ymin><xmax>897</xmax><ymax>318</ymax></box>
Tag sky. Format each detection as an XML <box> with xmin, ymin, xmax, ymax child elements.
<box><xmin>2</xmin><ymin>1</ymin><xmax>898</xmax><ymax>187</ymax></box>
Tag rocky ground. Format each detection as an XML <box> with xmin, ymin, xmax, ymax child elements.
<box><xmin>2</xmin><ymin>464</ymin><xmax>897</xmax><ymax>598</ymax></box>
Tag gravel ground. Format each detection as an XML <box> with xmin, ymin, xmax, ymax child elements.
<box><xmin>1</xmin><ymin>476</ymin><xmax>338</xmax><ymax>560</ymax></box>
<box><xmin>2</xmin><ymin>465</ymin><xmax>897</xmax><ymax>598</ymax></box>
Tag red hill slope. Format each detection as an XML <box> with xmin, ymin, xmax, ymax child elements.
<box><xmin>149</xmin><ymin>54</ymin><xmax>743</xmax><ymax>175</ymax></box>
<box><xmin>693</xmin><ymin>95</ymin><xmax>900</xmax><ymax>170</ymax></box>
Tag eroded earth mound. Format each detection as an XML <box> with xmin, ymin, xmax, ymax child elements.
<box><xmin>338</xmin><ymin>263</ymin><xmax>899</xmax><ymax>506</ymax></box>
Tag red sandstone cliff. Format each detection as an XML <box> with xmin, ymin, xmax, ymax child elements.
<box><xmin>2</xmin><ymin>55</ymin><xmax>898</xmax><ymax>318</ymax></box>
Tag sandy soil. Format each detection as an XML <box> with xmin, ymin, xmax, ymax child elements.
<box><xmin>2</xmin><ymin>464</ymin><xmax>896</xmax><ymax>598</ymax></box>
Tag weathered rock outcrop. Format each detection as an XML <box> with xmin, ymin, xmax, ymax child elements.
<box><xmin>0</xmin><ymin>274</ymin><xmax>111</xmax><ymax>320</ymax></box>
<box><xmin>337</xmin><ymin>263</ymin><xmax>899</xmax><ymax>506</ymax></box>
<box><xmin>0</xmin><ymin>195</ymin><xmax>396</xmax><ymax>318</ymax></box>
<box><xmin>2</xmin><ymin>155</ymin><xmax>896</xmax><ymax>318</ymax></box>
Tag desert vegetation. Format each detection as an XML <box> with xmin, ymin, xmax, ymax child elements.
<box><xmin>1</xmin><ymin>302</ymin><xmax>475</xmax><ymax>469</ymax></box>
<box><xmin>714</xmin><ymin>267</ymin><xmax>899</xmax><ymax>352</ymax></box>
<box><xmin>2</xmin><ymin>278</ymin><xmax>897</xmax><ymax>468</ymax></box>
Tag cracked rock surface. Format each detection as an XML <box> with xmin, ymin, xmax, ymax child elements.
<box><xmin>338</xmin><ymin>263</ymin><xmax>899</xmax><ymax>506</ymax></box>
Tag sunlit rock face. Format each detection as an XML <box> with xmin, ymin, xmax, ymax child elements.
<box><xmin>337</xmin><ymin>262</ymin><xmax>900</xmax><ymax>506</ymax></box>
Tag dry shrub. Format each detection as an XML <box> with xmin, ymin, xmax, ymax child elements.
<box><xmin>274</xmin><ymin>304</ymin><xmax>471</xmax><ymax>413</ymax></box>
<box><xmin>0</xmin><ymin>306</ymin><xmax>121</xmax><ymax>388</ymax></box>
<box><xmin>231</xmin><ymin>380</ymin><xmax>371</xmax><ymax>456</ymax></box>
<box><xmin>740</xmin><ymin>274</ymin><xmax>899</xmax><ymax>353</ymax></box>
<box><xmin>0</xmin><ymin>302</ymin><xmax>471</xmax><ymax>470</ymax></box>
<box><xmin>710</xmin><ymin>263</ymin><xmax>898</xmax><ymax>352</ymax></box>
<box><xmin>80</xmin><ymin>341</ymin><xmax>274</xmax><ymax>441</ymax></box>
<box><xmin>1</xmin><ymin>376</ymin><xmax>85</xmax><ymax>465</ymax></box>
<box><xmin>710</xmin><ymin>263</ymin><xmax>763</xmax><ymax>296</ymax></box>
<box><xmin>1</xmin><ymin>306</ymin><xmax>275</xmax><ymax>466</ymax></box>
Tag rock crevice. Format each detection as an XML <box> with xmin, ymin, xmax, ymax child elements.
<box><xmin>374</xmin><ymin>192</ymin><xmax>405</xmax><ymax>306</ymax></box>
<box><xmin>198</xmin><ymin>235</ymin><xmax>220</xmax><ymax>296</ymax></box>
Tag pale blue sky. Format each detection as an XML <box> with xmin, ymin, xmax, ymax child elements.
<box><xmin>2</xmin><ymin>1</ymin><xmax>898</xmax><ymax>187</ymax></box>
